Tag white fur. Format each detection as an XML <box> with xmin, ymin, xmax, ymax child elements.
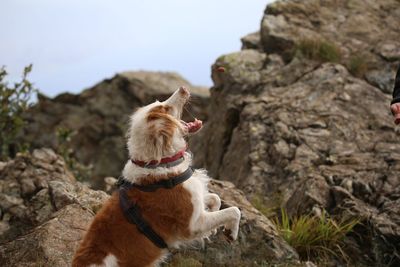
<box><xmin>182</xmin><ymin>169</ymin><xmax>240</xmax><ymax>241</ymax></box>
<box><xmin>127</xmin><ymin>90</ymin><xmax>187</xmax><ymax>163</ymax></box>
<box><xmin>89</xmin><ymin>254</ymin><xmax>118</xmax><ymax>267</ymax></box>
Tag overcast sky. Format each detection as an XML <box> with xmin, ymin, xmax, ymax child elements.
<box><xmin>1</xmin><ymin>0</ymin><xmax>273</xmax><ymax>96</ymax></box>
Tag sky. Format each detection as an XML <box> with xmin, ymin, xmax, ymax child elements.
<box><xmin>1</xmin><ymin>0</ymin><xmax>273</xmax><ymax>96</ymax></box>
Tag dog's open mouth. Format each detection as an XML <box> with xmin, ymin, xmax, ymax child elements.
<box><xmin>181</xmin><ymin>118</ymin><xmax>203</xmax><ymax>133</ymax></box>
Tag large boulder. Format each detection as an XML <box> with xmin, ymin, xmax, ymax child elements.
<box><xmin>168</xmin><ymin>179</ymin><xmax>298</xmax><ymax>266</ymax></box>
<box><xmin>21</xmin><ymin>71</ymin><xmax>209</xmax><ymax>188</ymax></box>
<box><xmin>196</xmin><ymin>61</ymin><xmax>398</xmax><ymax>197</ymax></box>
<box><xmin>0</xmin><ymin>149</ymin><xmax>299</xmax><ymax>266</ymax></box>
<box><xmin>0</xmin><ymin>149</ymin><xmax>108</xmax><ymax>266</ymax></box>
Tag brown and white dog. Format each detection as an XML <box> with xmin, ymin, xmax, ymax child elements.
<box><xmin>72</xmin><ymin>86</ymin><xmax>241</xmax><ymax>267</ymax></box>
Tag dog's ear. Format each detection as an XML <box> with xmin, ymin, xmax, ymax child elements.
<box><xmin>146</xmin><ymin>109</ymin><xmax>182</xmax><ymax>160</ymax></box>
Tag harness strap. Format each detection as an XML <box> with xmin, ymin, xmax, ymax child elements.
<box><xmin>119</xmin><ymin>188</ymin><xmax>168</xmax><ymax>248</ymax></box>
<box><xmin>117</xmin><ymin>167</ymin><xmax>194</xmax><ymax>249</ymax></box>
<box><xmin>117</xmin><ymin>167</ymin><xmax>194</xmax><ymax>192</ymax></box>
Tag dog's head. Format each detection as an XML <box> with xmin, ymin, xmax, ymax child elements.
<box><xmin>127</xmin><ymin>86</ymin><xmax>202</xmax><ymax>162</ymax></box>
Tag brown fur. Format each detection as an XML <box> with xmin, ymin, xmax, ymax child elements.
<box><xmin>147</xmin><ymin>105</ymin><xmax>172</xmax><ymax>118</ymax></box>
<box><xmin>146</xmin><ymin>105</ymin><xmax>182</xmax><ymax>152</ymax></box>
<box><xmin>72</xmin><ymin>177</ymin><xmax>193</xmax><ymax>267</ymax></box>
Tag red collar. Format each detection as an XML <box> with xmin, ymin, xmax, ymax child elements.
<box><xmin>131</xmin><ymin>147</ymin><xmax>187</xmax><ymax>167</ymax></box>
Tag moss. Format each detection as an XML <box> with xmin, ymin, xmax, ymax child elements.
<box><xmin>167</xmin><ymin>255</ymin><xmax>202</xmax><ymax>267</ymax></box>
<box><xmin>347</xmin><ymin>54</ymin><xmax>368</xmax><ymax>77</ymax></box>
<box><xmin>251</xmin><ymin>194</ymin><xmax>276</xmax><ymax>217</ymax></box>
<box><xmin>295</xmin><ymin>39</ymin><xmax>341</xmax><ymax>63</ymax></box>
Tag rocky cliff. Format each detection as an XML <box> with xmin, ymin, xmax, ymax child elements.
<box><xmin>0</xmin><ymin>149</ymin><xmax>300</xmax><ymax>266</ymax></box>
<box><xmin>192</xmin><ymin>0</ymin><xmax>400</xmax><ymax>265</ymax></box>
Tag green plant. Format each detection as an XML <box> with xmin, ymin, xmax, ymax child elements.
<box><xmin>348</xmin><ymin>54</ymin><xmax>368</xmax><ymax>77</ymax></box>
<box><xmin>295</xmin><ymin>39</ymin><xmax>341</xmax><ymax>63</ymax></box>
<box><xmin>0</xmin><ymin>65</ymin><xmax>37</xmax><ymax>160</ymax></box>
<box><xmin>274</xmin><ymin>209</ymin><xmax>359</xmax><ymax>262</ymax></box>
<box><xmin>56</xmin><ymin>127</ymin><xmax>92</xmax><ymax>181</ymax></box>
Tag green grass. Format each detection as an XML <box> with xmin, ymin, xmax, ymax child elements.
<box><xmin>295</xmin><ymin>39</ymin><xmax>341</xmax><ymax>63</ymax></box>
<box><xmin>347</xmin><ymin>54</ymin><xmax>368</xmax><ymax>77</ymax></box>
<box><xmin>273</xmin><ymin>209</ymin><xmax>359</xmax><ymax>262</ymax></box>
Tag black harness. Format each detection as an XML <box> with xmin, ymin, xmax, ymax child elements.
<box><xmin>117</xmin><ymin>167</ymin><xmax>194</xmax><ymax>249</ymax></box>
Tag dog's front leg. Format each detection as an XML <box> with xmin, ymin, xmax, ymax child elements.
<box><xmin>204</xmin><ymin>193</ymin><xmax>222</xmax><ymax>235</ymax></box>
<box><xmin>191</xmin><ymin>207</ymin><xmax>241</xmax><ymax>241</ymax></box>
<box><xmin>204</xmin><ymin>193</ymin><xmax>221</xmax><ymax>211</ymax></box>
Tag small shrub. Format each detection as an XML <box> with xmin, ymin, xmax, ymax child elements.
<box><xmin>348</xmin><ymin>54</ymin><xmax>368</xmax><ymax>77</ymax></box>
<box><xmin>295</xmin><ymin>39</ymin><xmax>341</xmax><ymax>63</ymax></box>
<box><xmin>56</xmin><ymin>127</ymin><xmax>92</xmax><ymax>181</ymax></box>
<box><xmin>0</xmin><ymin>65</ymin><xmax>36</xmax><ymax>160</ymax></box>
<box><xmin>274</xmin><ymin>209</ymin><xmax>359</xmax><ymax>262</ymax></box>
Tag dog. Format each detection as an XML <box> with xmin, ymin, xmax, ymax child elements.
<box><xmin>72</xmin><ymin>86</ymin><xmax>241</xmax><ymax>267</ymax></box>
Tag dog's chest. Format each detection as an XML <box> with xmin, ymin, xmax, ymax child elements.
<box><xmin>182</xmin><ymin>170</ymin><xmax>210</xmax><ymax>219</ymax></box>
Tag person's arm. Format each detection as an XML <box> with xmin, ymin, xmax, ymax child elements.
<box><xmin>391</xmin><ymin>65</ymin><xmax>400</xmax><ymax>104</ymax></box>
<box><xmin>391</xmin><ymin>64</ymin><xmax>400</xmax><ymax>124</ymax></box>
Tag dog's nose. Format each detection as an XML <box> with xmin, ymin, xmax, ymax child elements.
<box><xmin>179</xmin><ymin>86</ymin><xmax>190</xmax><ymax>97</ymax></box>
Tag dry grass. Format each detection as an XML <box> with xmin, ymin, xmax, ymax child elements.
<box><xmin>295</xmin><ymin>39</ymin><xmax>342</xmax><ymax>63</ymax></box>
<box><xmin>347</xmin><ymin>54</ymin><xmax>368</xmax><ymax>77</ymax></box>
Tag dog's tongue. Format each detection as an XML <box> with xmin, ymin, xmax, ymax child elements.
<box><xmin>184</xmin><ymin>118</ymin><xmax>203</xmax><ymax>133</ymax></box>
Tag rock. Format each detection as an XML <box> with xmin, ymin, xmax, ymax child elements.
<box><xmin>365</xmin><ymin>67</ymin><xmax>395</xmax><ymax>94</ymax></box>
<box><xmin>330</xmin><ymin>189</ymin><xmax>400</xmax><ymax>266</ymax></box>
<box><xmin>190</xmin><ymin>1</ymin><xmax>400</xmax><ymax>265</ymax></box>
<box><xmin>286</xmin><ymin>175</ymin><xmax>331</xmax><ymax>216</ymax></box>
<box><xmin>0</xmin><ymin>148</ymin><xmax>108</xmax><ymax>246</ymax></box>
<box><xmin>259</xmin><ymin>0</ymin><xmax>400</xmax><ymax>92</ymax></box>
<box><xmin>0</xmin><ymin>151</ymin><xmax>100</xmax><ymax>265</ymax></box>
<box><xmin>0</xmin><ymin>150</ymin><xmax>109</xmax><ymax>266</ymax></box>
<box><xmin>169</xmin><ymin>179</ymin><xmax>298</xmax><ymax>266</ymax></box>
<box><xmin>21</xmin><ymin>72</ymin><xmax>209</xmax><ymax>188</ymax></box>
<box><xmin>196</xmin><ymin>61</ymin><xmax>397</xmax><ymax>194</ymax></box>
<box><xmin>8</xmin><ymin>0</ymin><xmax>400</xmax><ymax>265</ymax></box>
<box><xmin>212</xmin><ymin>49</ymin><xmax>267</xmax><ymax>87</ymax></box>
<box><xmin>377</xmin><ymin>42</ymin><xmax>400</xmax><ymax>62</ymax></box>
<box><xmin>241</xmin><ymin>31</ymin><xmax>262</xmax><ymax>50</ymax></box>
<box><xmin>0</xmin><ymin>204</ymin><xmax>93</xmax><ymax>267</ymax></box>
<box><xmin>0</xmin><ymin>149</ymin><xmax>299</xmax><ymax>266</ymax></box>
<box><xmin>195</xmin><ymin>57</ymin><xmax>400</xmax><ymax>264</ymax></box>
